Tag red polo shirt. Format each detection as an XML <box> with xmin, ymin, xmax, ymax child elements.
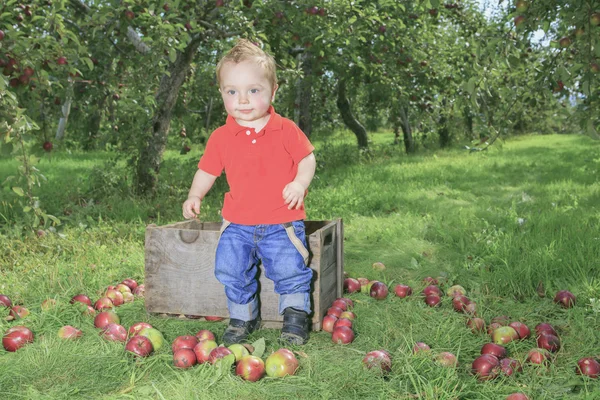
<box><xmin>198</xmin><ymin>106</ymin><xmax>314</xmax><ymax>225</ymax></box>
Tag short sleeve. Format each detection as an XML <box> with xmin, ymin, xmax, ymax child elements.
<box><xmin>284</xmin><ymin>120</ymin><xmax>315</xmax><ymax>164</ymax></box>
<box><xmin>198</xmin><ymin>130</ymin><xmax>224</xmax><ymax>176</ymax></box>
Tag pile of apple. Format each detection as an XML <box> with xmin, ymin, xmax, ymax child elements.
<box><xmin>342</xmin><ymin>271</ymin><xmax>600</xmax><ymax>386</ymax></box>
<box><xmin>169</xmin><ymin>331</ymin><xmax>300</xmax><ymax>382</ymax></box>
<box><xmin>322</xmin><ymin>297</ymin><xmax>357</xmax><ymax>345</ymax></box>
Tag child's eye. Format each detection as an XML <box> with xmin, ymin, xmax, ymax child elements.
<box><xmin>227</xmin><ymin>90</ymin><xmax>236</xmax><ymax>95</ymax></box>
<box><xmin>249</xmin><ymin>89</ymin><xmax>259</xmax><ymax>94</ymax></box>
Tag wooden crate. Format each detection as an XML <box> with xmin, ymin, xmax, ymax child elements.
<box><xmin>144</xmin><ymin>219</ymin><xmax>343</xmax><ymax>331</ymax></box>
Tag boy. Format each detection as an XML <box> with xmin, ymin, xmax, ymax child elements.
<box><xmin>182</xmin><ymin>39</ymin><xmax>316</xmax><ymax>345</ymax></box>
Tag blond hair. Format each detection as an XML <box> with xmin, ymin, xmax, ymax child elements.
<box><xmin>216</xmin><ymin>39</ymin><xmax>277</xmax><ymax>89</ymax></box>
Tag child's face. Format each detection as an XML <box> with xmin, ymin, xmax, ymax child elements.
<box><xmin>219</xmin><ymin>60</ymin><xmax>277</xmax><ymax>128</ymax></box>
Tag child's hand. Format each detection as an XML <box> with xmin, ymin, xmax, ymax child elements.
<box><xmin>282</xmin><ymin>181</ymin><xmax>306</xmax><ymax>210</ymax></box>
<box><xmin>182</xmin><ymin>196</ymin><xmax>202</xmax><ymax>219</ymax></box>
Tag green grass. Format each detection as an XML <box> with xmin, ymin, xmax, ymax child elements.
<box><xmin>1</xmin><ymin>133</ymin><xmax>600</xmax><ymax>399</ymax></box>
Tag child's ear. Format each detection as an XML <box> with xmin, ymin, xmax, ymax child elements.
<box><xmin>271</xmin><ymin>84</ymin><xmax>279</xmax><ymax>102</ymax></box>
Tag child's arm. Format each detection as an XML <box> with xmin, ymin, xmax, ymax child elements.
<box><xmin>182</xmin><ymin>169</ymin><xmax>218</xmax><ymax>219</ymax></box>
<box><xmin>283</xmin><ymin>152</ymin><xmax>316</xmax><ymax>210</ymax></box>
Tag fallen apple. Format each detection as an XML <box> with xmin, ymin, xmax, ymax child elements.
<box><xmin>128</xmin><ymin>322</ymin><xmax>152</xmax><ymax>337</ymax></box>
<box><xmin>472</xmin><ymin>354</ymin><xmax>500</xmax><ymax>380</ymax></box>
<box><xmin>481</xmin><ymin>343</ymin><xmax>506</xmax><ymax>359</ymax></box>
<box><xmin>467</xmin><ymin>317</ymin><xmax>486</xmax><ymax>333</ymax></box>
<box><xmin>499</xmin><ymin>357</ymin><xmax>522</xmax><ymax>376</ymax></box>
<box><xmin>94</xmin><ymin>311</ymin><xmax>120</xmax><ymax>329</ymax></box>
<box><xmin>358</xmin><ymin>277</ymin><xmax>370</xmax><ymax>293</ymax></box>
<box><xmin>363</xmin><ymin>350</ymin><xmax>392</xmax><ymax>373</ymax></box>
<box><xmin>265</xmin><ymin>348</ymin><xmax>299</xmax><ymax>377</ymax></box>
<box><xmin>57</xmin><ymin>325</ymin><xmax>83</xmax><ymax>340</ymax></box>
<box><xmin>228</xmin><ymin>343</ymin><xmax>250</xmax><ymax>362</ymax></box>
<box><xmin>423</xmin><ymin>285</ymin><xmax>442</xmax><ymax>297</ymax></box>
<box><xmin>506</xmin><ymin>393</ymin><xmax>529</xmax><ymax>400</ymax></box>
<box><xmin>133</xmin><ymin>284</ymin><xmax>145</xmax><ymax>297</ymax></box>
<box><xmin>537</xmin><ymin>332</ymin><xmax>560</xmax><ymax>352</ymax></box>
<box><xmin>326</xmin><ymin>306</ymin><xmax>344</xmax><ymax>318</ymax></box>
<box><xmin>0</xmin><ymin>294</ymin><xmax>11</xmax><ymax>308</ymax></box>
<box><xmin>452</xmin><ymin>295</ymin><xmax>471</xmax><ymax>312</ymax></box>
<box><xmin>94</xmin><ymin>297</ymin><xmax>114</xmax><ymax>311</ymax></box>
<box><xmin>487</xmin><ymin>322</ymin><xmax>503</xmax><ymax>335</ymax></box>
<box><xmin>394</xmin><ymin>284</ymin><xmax>412</xmax><ymax>298</ymax></box>
<box><xmin>435</xmin><ymin>352</ymin><xmax>458</xmax><ymax>367</ymax></box>
<box><xmin>423</xmin><ymin>276</ymin><xmax>438</xmax><ymax>285</ymax></box>
<box><xmin>173</xmin><ymin>348</ymin><xmax>197</xmax><ymax>368</ymax></box>
<box><xmin>425</xmin><ymin>294</ymin><xmax>442</xmax><ymax>307</ymax></box>
<box><xmin>526</xmin><ymin>348</ymin><xmax>551</xmax><ymax>365</ymax></box>
<box><xmin>195</xmin><ymin>329</ymin><xmax>215</xmax><ymax>341</ymax></box>
<box><xmin>344</xmin><ymin>278</ymin><xmax>361</xmax><ymax>293</ymax></box>
<box><xmin>333</xmin><ymin>317</ymin><xmax>353</xmax><ymax>330</ymax></box>
<box><xmin>236</xmin><ymin>355</ymin><xmax>265</xmax><ymax>381</ymax></box>
<box><xmin>339</xmin><ymin>311</ymin><xmax>356</xmax><ymax>321</ymax></box>
<box><xmin>121</xmin><ymin>292</ymin><xmax>135</xmax><ymax>303</ymax></box>
<box><xmin>446</xmin><ymin>285</ymin><xmax>466</xmax><ymax>297</ymax></box>
<box><xmin>138</xmin><ymin>327</ymin><xmax>165</xmax><ymax>351</ymax></box>
<box><xmin>70</xmin><ymin>294</ymin><xmax>92</xmax><ymax>307</ymax></box>
<box><xmin>322</xmin><ymin>314</ymin><xmax>338</xmax><ymax>333</ymax></box>
<box><xmin>204</xmin><ymin>316</ymin><xmax>224</xmax><ymax>322</ymax></box>
<box><xmin>193</xmin><ymin>339</ymin><xmax>218</xmax><ymax>364</ymax></box>
<box><xmin>553</xmin><ymin>290</ymin><xmax>576</xmax><ymax>308</ymax></box>
<box><xmin>3</xmin><ymin>326</ymin><xmax>34</xmax><ymax>351</ymax></box>
<box><xmin>492</xmin><ymin>326</ymin><xmax>519</xmax><ymax>345</ymax></box>
<box><xmin>105</xmin><ymin>289</ymin><xmax>124</xmax><ymax>307</ymax></box>
<box><xmin>208</xmin><ymin>346</ymin><xmax>234</xmax><ymax>364</ymax></box>
<box><xmin>372</xmin><ymin>261</ymin><xmax>386</xmax><ymax>271</ymax></box>
<box><xmin>535</xmin><ymin>322</ymin><xmax>557</xmax><ymax>337</ymax></box>
<box><xmin>369</xmin><ymin>281</ymin><xmax>389</xmax><ymax>300</ymax></box>
<box><xmin>337</xmin><ymin>297</ymin><xmax>354</xmax><ymax>309</ymax></box>
<box><xmin>576</xmin><ymin>357</ymin><xmax>600</xmax><ymax>378</ymax></box>
<box><xmin>115</xmin><ymin>283</ymin><xmax>132</xmax><ymax>295</ymax></box>
<box><xmin>412</xmin><ymin>342</ymin><xmax>431</xmax><ymax>354</ymax></box>
<box><xmin>491</xmin><ymin>315</ymin><xmax>510</xmax><ymax>325</ymax></box>
<box><xmin>331</xmin><ymin>299</ymin><xmax>348</xmax><ymax>311</ymax></box>
<box><xmin>172</xmin><ymin>335</ymin><xmax>198</xmax><ymax>353</ymax></box>
<box><xmin>121</xmin><ymin>278</ymin><xmax>138</xmax><ymax>291</ymax></box>
<box><xmin>332</xmin><ymin>326</ymin><xmax>355</xmax><ymax>344</ymax></box>
<box><xmin>100</xmin><ymin>323</ymin><xmax>127</xmax><ymax>342</ymax></box>
<box><xmin>9</xmin><ymin>305</ymin><xmax>30</xmax><ymax>320</ymax></box>
<box><xmin>508</xmin><ymin>321</ymin><xmax>530</xmax><ymax>339</ymax></box>
<box><xmin>41</xmin><ymin>298</ymin><xmax>57</xmax><ymax>310</ymax></box>
<box><xmin>125</xmin><ymin>335</ymin><xmax>153</xmax><ymax>357</ymax></box>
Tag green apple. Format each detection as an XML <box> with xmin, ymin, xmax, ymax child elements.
<box><xmin>265</xmin><ymin>348</ymin><xmax>299</xmax><ymax>377</ymax></box>
<box><xmin>228</xmin><ymin>343</ymin><xmax>250</xmax><ymax>362</ymax></box>
<box><xmin>138</xmin><ymin>327</ymin><xmax>165</xmax><ymax>351</ymax></box>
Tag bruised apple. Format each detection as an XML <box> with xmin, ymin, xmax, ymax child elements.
<box><xmin>128</xmin><ymin>322</ymin><xmax>152</xmax><ymax>337</ymax></box>
<box><xmin>173</xmin><ymin>348</ymin><xmax>197</xmax><ymax>368</ymax></box>
<box><xmin>344</xmin><ymin>278</ymin><xmax>361</xmax><ymax>293</ymax></box>
<box><xmin>100</xmin><ymin>323</ymin><xmax>127</xmax><ymax>342</ymax></box>
<box><xmin>576</xmin><ymin>357</ymin><xmax>600</xmax><ymax>378</ymax></box>
<box><xmin>193</xmin><ymin>339</ymin><xmax>218</xmax><ymax>364</ymax></box>
<box><xmin>472</xmin><ymin>354</ymin><xmax>500</xmax><ymax>381</ymax></box>
<box><xmin>94</xmin><ymin>311</ymin><xmax>120</xmax><ymax>329</ymax></box>
<box><xmin>362</xmin><ymin>350</ymin><xmax>392</xmax><ymax>373</ymax></box>
<box><xmin>172</xmin><ymin>335</ymin><xmax>198</xmax><ymax>353</ymax></box>
<box><xmin>70</xmin><ymin>294</ymin><xmax>92</xmax><ymax>307</ymax></box>
<box><xmin>236</xmin><ymin>355</ymin><xmax>265</xmax><ymax>381</ymax></box>
<box><xmin>394</xmin><ymin>284</ymin><xmax>412</xmax><ymax>298</ymax></box>
<box><xmin>125</xmin><ymin>335</ymin><xmax>153</xmax><ymax>357</ymax></box>
<box><xmin>57</xmin><ymin>325</ymin><xmax>83</xmax><ymax>340</ymax></box>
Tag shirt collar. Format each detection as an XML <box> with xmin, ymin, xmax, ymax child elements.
<box><xmin>225</xmin><ymin>105</ymin><xmax>284</xmax><ymax>135</ymax></box>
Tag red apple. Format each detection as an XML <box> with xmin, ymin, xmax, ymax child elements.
<box><xmin>331</xmin><ymin>326</ymin><xmax>355</xmax><ymax>344</ymax></box>
<box><xmin>344</xmin><ymin>278</ymin><xmax>361</xmax><ymax>293</ymax></box>
<box><xmin>500</xmin><ymin>357</ymin><xmax>522</xmax><ymax>376</ymax></box>
<box><xmin>83</xmin><ymin>305</ymin><xmax>95</xmax><ymax>316</ymax></box>
<box><xmin>236</xmin><ymin>355</ymin><xmax>265</xmax><ymax>381</ymax></box>
<box><xmin>337</xmin><ymin>297</ymin><xmax>354</xmax><ymax>309</ymax></box>
<box><xmin>124</xmin><ymin>10</ymin><xmax>135</xmax><ymax>19</ymax></box>
<box><xmin>508</xmin><ymin>321</ymin><xmax>530</xmax><ymax>339</ymax></box>
<box><xmin>425</xmin><ymin>294</ymin><xmax>441</xmax><ymax>307</ymax></box>
<box><xmin>576</xmin><ymin>357</ymin><xmax>600</xmax><ymax>378</ymax></box>
<box><xmin>506</xmin><ymin>393</ymin><xmax>529</xmax><ymax>400</ymax></box>
<box><xmin>535</xmin><ymin>322</ymin><xmax>557</xmax><ymax>337</ymax></box>
<box><xmin>208</xmin><ymin>346</ymin><xmax>234</xmax><ymax>364</ymax></box>
<box><xmin>472</xmin><ymin>354</ymin><xmax>500</xmax><ymax>380</ymax></box>
<box><xmin>422</xmin><ymin>277</ymin><xmax>438</xmax><ymax>285</ymax></box>
<box><xmin>435</xmin><ymin>352</ymin><xmax>458</xmax><ymax>367</ymax></box>
<box><xmin>394</xmin><ymin>284</ymin><xmax>412</xmax><ymax>298</ymax></box>
<box><xmin>358</xmin><ymin>277</ymin><xmax>370</xmax><ymax>293</ymax></box>
<box><xmin>526</xmin><ymin>348</ymin><xmax>551</xmax><ymax>364</ymax></box>
<box><xmin>514</xmin><ymin>15</ymin><xmax>525</xmax><ymax>27</ymax></box>
<box><xmin>115</xmin><ymin>283</ymin><xmax>132</xmax><ymax>294</ymax></box>
<box><xmin>467</xmin><ymin>317</ymin><xmax>486</xmax><ymax>333</ymax></box>
<box><xmin>553</xmin><ymin>290</ymin><xmax>576</xmax><ymax>308</ymax></box>
<box><xmin>0</xmin><ymin>294</ymin><xmax>12</xmax><ymax>308</ymax></box>
<box><xmin>2</xmin><ymin>326</ymin><xmax>34</xmax><ymax>351</ymax></box>
<box><xmin>333</xmin><ymin>317</ymin><xmax>353</xmax><ymax>330</ymax></box>
<box><xmin>100</xmin><ymin>323</ymin><xmax>127</xmax><ymax>342</ymax></box>
<box><xmin>537</xmin><ymin>332</ymin><xmax>560</xmax><ymax>352</ymax></box>
<box><xmin>56</xmin><ymin>56</ymin><xmax>67</xmax><ymax>65</ymax></box>
<box><xmin>452</xmin><ymin>295</ymin><xmax>471</xmax><ymax>312</ymax></box>
<box><xmin>105</xmin><ymin>289</ymin><xmax>124</xmax><ymax>307</ymax></box>
<box><xmin>339</xmin><ymin>311</ymin><xmax>356</xmax><ymax>321</ymax></box>
<box><xmin>322</xmin><ymin>314</ymin><xmax>338</xmax><ymax>333</ymax></box>
<box><xmin>204</xmin><ymin>316</ymin><xmax>224</xmax><ymax>321</ymax></box>
<box><xmin>9</xmin><ymin>305</ymin><xmax>29</xmax><ymax>319</ymax></box>
<box><xmin>70</xmin><ymin>294</ymin><xmax>92</xmax><ymax>307</ymax></box>
<box><xmin>125</xmin><ymin>335</ymin><xmax>153</xmax><ymax>357</ymax></box>
<box><xmin>331</xmin><ymin>299</ymin><xmax>348</xmax><ymax>311</ymax></box>
<box><xmin>172</xmin><ymin>335</ymin><xmax>198</xmax><ymax>353</ymax></box>
<box><xmin>195</xmin><ymin>329</ymin><xmax>215</xmax><ymax>341</ymax></box>
<box><xmin>265</xmin><ymin>348</ymin><xmax>299</xmax><ymax>377</ymax></box>
<box><xmin>481</xmin><ymin>343</ymin><xmax>507</xmax><ymax>359</ymax></box>
<box><xmin>94</xmin><ymin>311</ymin><xmax>120</xmax><ymax>329</ymax></box>
<box><xmin>492</xmin><ymin>326</ymin><xmax>519</xmax><ymax>345</ymax></box>
<box><xmin>423</xmin><ymin>285</ymin><xmax>442</xmax><ymax>297</ymax></box>
<box><xmin>193</xmin><ymin>339</ymin><xmax>218</xmax><ymax>364</ymax></box>
<box><xmin>121</xmin><ymin>278</ymin><xmax>138</xmax><ymax>291</ymax></box>
<box><xmin>133</xmin><ymin>284</ymin><xmax>145</xmax><ymax>297</ymax></box>
<box><xmin>94</xmin><ymin>297</ymin><xmax>114</xmax><ymax>310</ymax></box>
<box><xmin>363</xmin><ymin>350</ymin><xmax>392</xmax><ymax>373</ymax></box>
<box><xmin>57</xmin><ymin>325</ymin><xmax>83</xmax><ymax>340</ymax></box>
<box><xmin>122</xmin><ymin>292</ymin><xmax>135</xmax><ymax>303</ymax></box>
<box><xmin>128</xmin><ymin>322</ymin><xmax>152</xmax><ymax>337</ymax></box>
<box><xmin>173</xmin><ymin>348</ymin><xmax>197</xmax><ymax>368</ymax></box>
<box><xmin>412</xmin><ymin>342</ymin><xmax>431</xmax><ymax>354</ymax></box>
<box><xmin>369</xmin><ymin>281</ymin><xmax>388</xmax><ymax>300</ymax></box>
<box><xmin>326</xmin><ymin>306</ymin><xmax>344</xmax><ymax>318</ymax></box>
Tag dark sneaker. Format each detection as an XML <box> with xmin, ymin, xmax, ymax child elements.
<box><xmin>280</xmin><ymin>307</ymin><xmax>309</xmax><ymax>345</ymax></box>
<box><xmin>222</xmin><ymin>317</ymin><xmax>261</xmax><ymax>345</ymax></box>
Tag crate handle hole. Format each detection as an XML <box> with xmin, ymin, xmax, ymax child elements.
<box><xmin>323</xmin><ymin>232</ymin><xmax>333</xmax><ymax>246</ymax></box>
<box><xmin>179</xmin><ymin>230</ymin><xmax>200</xmax><ymax>243</ymax></box>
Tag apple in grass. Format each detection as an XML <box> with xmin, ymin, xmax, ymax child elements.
<box><xmin>487</xmin><ymin>322</ymin><xmax>503</xmax><ymax>335</ymax></box>
<box><xmin>369</xmin><ymin>281</ymin><xmax>389</xmax><ymax>300</ymax></box>
<box><xmin>3</xmin><ymin>326</ymin><xmax>34</xmax><ymax>352</ymax></box>
<box><xmin>138</xmin><ymin>327</ymin><xmax>165</xmax><ymax>351</ymax></box>
<box><xmin>115</xmin><ymin>283</ymin><xmax>132</xmax><ymax>295</ymax></box>
<box><xmin>100</xmin><ymin>323</ymin><xmax>127</xmax><ymax>342</ymax></box>
<box><xmin>41</xmin><ymin>298</ymin><xmax>57</xmax><ymax>311</ymax></box>
<box><xmin>333</xmin><ymin>317</ymin><xmax>353</xmax><ymax>330</ymax></box>
<box><xmin>467</xmin><ymin>317</ymin><xmax>486</xmax><ymax>333</ymax></box>
<box><xmin>322</xmin><ymin>314</ymin><xmax>338</xmax><ymax>333</ymax></box>
<box><xmin>422</xmin><ymin>285</ymin><xmax>442</xmax><ymax>297</ymax></box>
<box><xmin>172</xmin><ymin>335</ymin><xmax>198</xmax><ymax>353</ymax></box>
<box><xmin>537</xmin><ymin>332</ymin><xmax>560</xmax><ymax>352</ymax></box>
<box><xmin>363</xmin><ymin>350</ymin><xmax>392</xmax><ymax>373</ymax></box>
<box><xmin>125</xmin><ymin>335</ymin><xmax>154</xmax><ymax>357</ymax></box>
<box><xmin>358</xmin><ymin>278</ymin><xmax>370</xmax><ymax>293</ymax></box>
<box><xmin>326</xmin><ymin>306</ymin><xmax>344</xmax><ymax>318</ymax></box>
<box><xmin>500</xmin><ymin>357</ymin><xmax>522</xmax><ymax>376</ymax></box>
<box><xmin>471</xmin><ymin>354</ymin><xmax>500</xmax><ymax>380</ymax></box>
<box><xmin>492</xmin><ymin>326</ymin><xmax>519</xmax><ymax>345</ymax></box>
<box><xmin>508</xmin><ymin>321</ymin><xmax>530</xmax><ymax>339</ymax></box>
<box><xmin>173</xmin><ymin>348</ymin><xmax>197</xmax><ymax>368</ymax></box>
<box><xmin>535</xmin><ymin>322</ymin><xmax>557</xmax><ymax>337</ymax></box>
<box><xmin>337</xmin><ymin>297</ymin><xmax>354</xmax><ymax>309</ymax></box>
<box><xmin>339</xmin><ymin>311</ymin><xmax>356</xmax><ymax>321</ymax></box>
<box><xmin>452</xmin><ymin>295</ymin><xmax>471</xmax><ymax>312</ymax></box>
<box><xmin>9</xmin><ymin>305</ymin><xmax>30</xmax><ymax>319</ymax></box>
<box><xmin>204</xmin><ymin>316</ymin><xmax>224</xmax><ymax>321</ymax></box>
<box><xmin>481</xmin><ymin>343</ymin><xmax>507</xmax><ymax>359</ymax></box>
<box><xmin>193</xmin><ymin>339</ymin><xmax>218</xmax><ymax>364</ymax></box>
<box><xmin>491</xmin><ymin>315</ymin><xmax>510</xmax><ymax>326</ymax></box>
<box><xmin>94</xmin><ymin>311</ymin><xmax>120</xmax><ymax>329</ymax></box>
<box><xmin>70</xmin><ymin>294</ymin><xmax>92</xmax><ymax>307</ymax></box>
<box><xmin>435</xmin><ymin>352</ymin><xmax>458</xmax><ymax>367</ymax></box>
<box><xmin>344</xmin><ymin>278</ymin><xmax>361</xmax><ymax>293</ymax></box>
<box><xmin>265</xmin><ymin>348</ymin><xmax>299</xmax><ymax>377</ymax></box>
<box><xmin>424</xmin><ymin>294</ymin><xmax>441</xmax><ymax>307</ymax></box>
<box><xmin>121</xmin><ymin>291</ymin><xmax>135</xmax><ymax>303</ymax></box>
<box><xmin>506</xmin><ymin>393</ymin><xmax>530</xmax><ymax>400</ymax></box>
<box><xmin>526</xmin><ymin>348</ymin><xmax>551</xmax><ymax>365</ymax></box>
<box><xmin>576</xmin><ymin>357</ymin><xmax>600</xmax><ymax>378</ymax></box>
<box><xmin>331</xmin><ymin>299</ymin><xmax>348</xmax><ymax>311</ymax></box>
<box><xmin>236</xmin><ymin>355</ymin><xmax>265</xmax><ymax>381</ymax></box>
<box><xmin>394</xmin><ymin>284</ymin><xmax>412</xmax><ymax>298</ymax></box>
<box><xmin>94</xmin><ymin>297</ymin><xmax>114</xmax><ymax>311</ymax></box>
<box><xmin>105</xmin><ymin>289</ymin><xmax>124</xmax><ymax>307</ymax></box>
<box><xmin>228</xmin><ymin>343</ymin><xmax>250</xmax><ymax>362</ymax></box>
<box><xmin>0</xmin><ymin>294</ymin><xmax>12</xmax><ymax>308</ymax></box>
<box><xmin>121</xmin><ymin>278</ymin><xmax>138</xmax><ymax>291</ymax></box>
<box><xmin>553</xmin><ymin>290</ymin><xmax>576</xmax><ymax>308</ymax></box>
<box><xmin>423</xmin><ymin>276</ymin><xmax>438</xmax><ymax>285</ymax></box>
<box><xmin>195</xmin><ymin>329</ymin><xmax>215</xmax><ymax>341</ymax></box>
<box><xmin>58</xmin><ymin>325</ymin><xmax>83</xmax><ymax>340</ymax></box>
<box><xmin>412</xmin><ymin>342</ymin><xmax>431</xmax><ymax>354</ymax></box>
<box><xmin>208</xmin><ymin>346</ymin><xmax>234</xmax><ymax>365</ymax></box>
<box><xmin>332</xmin><ymin>326</ymin><xmax>355</xmax><ymax>344</ymax></box>
<box><xmin>128</xmin><ymin>322</ymin><xmax>152</xmax><ymax>337</ymax></box>
<box><xmin>446</xmin><ymin>285</ymin><xmax>466</xmax><ymax>297</ymax></box>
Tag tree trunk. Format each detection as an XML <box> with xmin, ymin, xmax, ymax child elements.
<box><xmin>135</xmin><ymin>37</ymin><xmax>203</xmax><ymax>195</ymax></box>
<box><xmin>82</xmin><ymin>93</ymin><xmax>107</xmax><ymax>150</ymax></box>
<box><xmin>336</xmin><ymin>79</ymin><xmax>368</xmax><ymax>149</ymax></box>
<box><xmin>438</xmin><ymin>114</ymin><xmax>451</xmax><ymax>148</ymax></box>
<box><xmin>55</xmin><ymin>79</ymin><xmax>74</xmax><ymax>141</ymax></box>
<box><xmin>398</xmin><ymin>106</ymin><xmax>415</xmax><ymax>153</ymax></box>
<box><xmin>296</xmin><ymin>52</ymin><xmax>313</xmax><ymax>137</ymax></box>
<box><xmin>463</xmin><ymin>107</ymin><xmax>474</xmax><ymax>140</ymax></box>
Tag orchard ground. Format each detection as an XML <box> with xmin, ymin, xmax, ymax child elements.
<box><xmin>1</xmin><ymin>133</ymin><xmax>599</xmax><ymax>399</ymax></box>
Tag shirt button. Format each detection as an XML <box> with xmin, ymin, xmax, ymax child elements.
<box><xmin>246</xmin><ymin>130</ymin><xmax>251</xmax><ymax>135</ymax></box>
<box><xmin>252</xmin><ymin>139</ymin><xmax>257</xmax><ymax>144</ymax></box>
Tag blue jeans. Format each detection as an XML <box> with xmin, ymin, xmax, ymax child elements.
<box><xmin>215</xmin><ymin>220</ymin><xmax>313</xmax><ymax>321</ymax></box>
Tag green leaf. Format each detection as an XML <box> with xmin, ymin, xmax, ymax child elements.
<box><xmin>82</xmin><ymin>57</ymin><xmax>94</xmax><ymax>71</ymax></box>
<box><xmin>168</xmin><ymin>48</ymin><xmax>177</xmax><ymax>64</ymax></box>
<box><xmin>12</xmin><ymin>187</ymin><xmax>25</xmax><ymax>197</ymax></box>
<box><xmin>251</xmin><ymin>337</ymin><xmax>265</xmax><ymax>358</ymax></box>
<box><xmin>348</xmin><ymin>16</ymin><xmax>357</xmax><ymax>25</ymax></box>
<box><xmin>466</xmin><ymin>77</ymin><xmax>476</xmax><ymax>96</ymax></box>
